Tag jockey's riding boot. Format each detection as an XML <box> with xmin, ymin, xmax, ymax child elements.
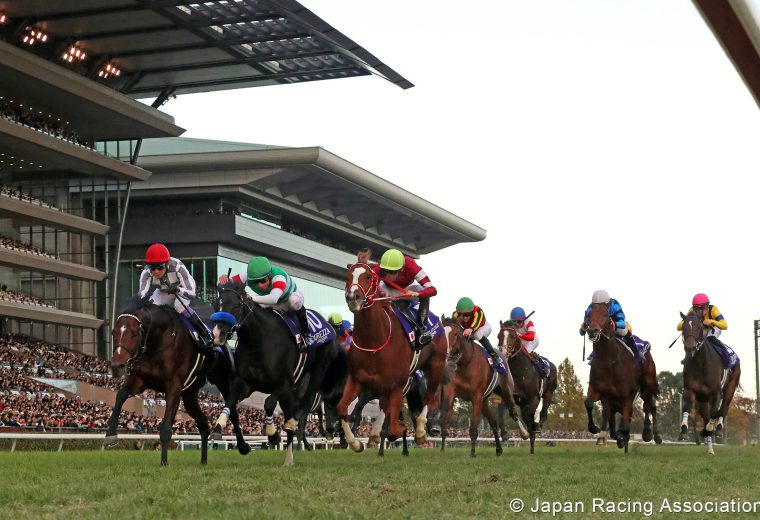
<box><xmin>296</xmin><ymin>307</ymin><xmax>310</xmax><ymax>348</ymax></box>
<box><xmin>481</xmin><ymin>337</ymin><xmax>504</xmax><ymax>371</ymax></box>
<box><xmin>416</xmin><ymin>297</ymin><xmax>433</xmax><ymax>347</ymax></box>
<box><xmin>623</xmin><ymin>332</ymin><xmax>640</xmax><ymax>363</ymax></box>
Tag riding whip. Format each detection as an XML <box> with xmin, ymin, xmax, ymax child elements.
<box><xmin>667</xmin><ymin>334</ymin><xmax>681</xmax><ymax>349</ymax></box>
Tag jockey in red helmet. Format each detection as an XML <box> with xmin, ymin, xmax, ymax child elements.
<box><xmin>139</xmin><ymin>243</ymin><xmax>215</xmax><ymax>354</ymax></box>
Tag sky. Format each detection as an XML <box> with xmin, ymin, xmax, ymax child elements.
<box><xmin>158</xmin><ymin>0</ymin><xmax>760</xmax><ymax>391</ymax></box>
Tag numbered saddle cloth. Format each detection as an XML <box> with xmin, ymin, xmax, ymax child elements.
<box><xmin>274</xmin><ymin>309</ymin><xmax>336</xmax><ymax>349</ymax></box>
<box><xmin>391</xmin><ymin>301</ymin><xmax>443</xmax><ymax>347</ymax></box>
<box><xmin>706</xmin><ymin>337</ymin><xmax>740</xmax><ymax>369</ymax></box>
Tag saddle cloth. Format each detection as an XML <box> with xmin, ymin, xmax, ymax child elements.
<box><xmin>273</xmin><ymin>309</ymin><xmax>336</xmax><ymax>349</ymax></box>
<box><xmin>706</xmin><ymin>337</ymin><xmax>740</xmax><ymax>370</ymax></box>
<box><xmin>391</xmin><ymin>301</ymin><xmax>443</xmax><ymax>347</ymax></box>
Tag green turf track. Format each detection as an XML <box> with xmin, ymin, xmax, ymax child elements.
<box><xmin>1</xmin><ymin>444</ymin><xmax>759</xmax><ymax>519</ymax></box>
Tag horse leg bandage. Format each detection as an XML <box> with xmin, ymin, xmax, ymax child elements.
<box><xmin>681</xmin><ymin>412</ymin><xmax>688</xmax><ymax>427</ymax></box>
<box><xmin>216</xmin><ymin>407</ymin><xmax>230</xmax><ymax>429</ymax></box>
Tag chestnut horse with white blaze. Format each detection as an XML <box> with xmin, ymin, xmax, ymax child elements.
<box><xmin>338</xmin><ymin>263</ymin><xmax>447</xmax><ymax>453</ymax></box>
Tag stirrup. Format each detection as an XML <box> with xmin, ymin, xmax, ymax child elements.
<box><xmin>417</xmin><ymin>331</ymin><xmax>433</xmax><ymax>347</ymax></box>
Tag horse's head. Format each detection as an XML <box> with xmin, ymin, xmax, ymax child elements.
<box><xmin>441</xmin><ymin>315</ymin><xmax>467</xmax><ymax>359</ymax></box>
<box><xmin>111</xmin><ymin>301</ymin><xmax>150</xmax><ymax>377</ymax></box>
<box><xmin>498</xmin><ymin>320</ymin><xmax>521</xmax><ymax>357</ymax></box>
<box><xmin>586</xmin><ymin>303</ymin><xmax>613</xmax><ymax>343</ymax></box>
<box><xmin>345</xmin><ymin>263</ymin><xmax>379</xmax><ymax>313</ymax></box>
<box><xmin>680</xmin><ymin>310</ymin><xmax>706</xmax><ymax>360</ymax></box>
<box><xmin>213</xmin><ymin>280</ymin><xmax>248</xmax><ymax>345</ymax></box>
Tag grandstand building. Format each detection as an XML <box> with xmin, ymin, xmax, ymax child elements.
<box><xmin>110</xmin><ymin>136</ymin><xmax>487</xmax><ymax>344</ymax></box>
<box><xmin>0</xmin><ymin>0</ymin><xmax>484</xmax><ymax>360</ymax></box>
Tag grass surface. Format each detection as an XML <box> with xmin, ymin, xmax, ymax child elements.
<box><xmin>0</xmin><ymin>443</ymin><xmax>759</xmax><ymax>519</ymax></box>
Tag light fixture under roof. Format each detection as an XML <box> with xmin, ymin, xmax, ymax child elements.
<box><xmin>22</xmin><ymin>28</ymin><xmax>48</xmax><ymax>46</ymax></box>
<box><xmin>98</xmin><ymin>62</ymin><xmax>121</xmax><ymax>79</ymax></box>
<box><xmin>62</xmin><ymin>45</ymin><xmax>87</xmax><ymax>63</ymax></box>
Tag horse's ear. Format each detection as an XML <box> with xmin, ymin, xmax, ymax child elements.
<box><xmin>500</xmin><ymin>319</ymin><xmax>504</xmax><ymax>327</ymax></box>
<box><xmin>441</xmin><ymin>313</ymin><xmax>447</xmax><ymax>322</ymax></box>
<box><xmin>680</xmin><ymin>311</ymin><xmax>686</xmax><ymax>319</ymax></box>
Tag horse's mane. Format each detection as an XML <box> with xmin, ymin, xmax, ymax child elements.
<box><xmin>120</xmin><ymin>295</ymin><xmax>153</xmax><ymax>315</ymax></box>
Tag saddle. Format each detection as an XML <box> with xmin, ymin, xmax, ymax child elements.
<box><xmin>526</xmin><ymin>351</ymin><xmax>551</xmax><ymax>379</ymax></box>
<box><xmin>705</xmin><ymin>336</ymin><xmax>740</xmax><ymax>370</ymax></box>
<box><xmin>474</xmin><ymin>342</ymin><xmax>507</xmax><ymax>374</ymax></box>
<box><xmin>391</xmin><ymin>301</ymin><xmax>443</xmax><ymax>349</ymax></box>
<box><xmin>273</xmin><ymin>308</ymin><xmax>336</xmax><ymax>351</ymax></box>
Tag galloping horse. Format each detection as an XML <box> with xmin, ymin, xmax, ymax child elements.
<box><xmin>679</xmin><ymin>310</ymin><xmax>741</xmax><ymax>455</ymax></box>
<box><xmin>338</xmin><ymin>263</ymin><xmax>448</xmax><ymax>455</ymax></box>
<box><xmin>212</xmin><ymin>280</ymin><xmax>342</xmax><ymax>465</ymax></box>
<box><xmin>438</xmin><ymin>317</ymin><xmax>529</xmax><ymax>457</ymax></box>
<box><xmin>497</xmin><ymin>322</ymin><xmax>557</xmax><ymax>454</ymax></box>
<box><xmin>106</xmin><ymin>297</ymin><xmax>245</xmax><ymax>465</ymax></box>
<box><xmin>583</xmin><ymin>303</ymin><xmax>661</xmax><ymax>452</ymax></box>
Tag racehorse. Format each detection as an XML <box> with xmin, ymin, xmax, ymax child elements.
<box><xmin>338</xmin><ymin>262</ymin><xmax>448</xmax><ymax>455</ymax></box>
<box><xmin>497</xmin><ymin>321</ymin><xmax>557</xmax><ymax>454</ymax></box>
<box><xmin>106</xmin><ymin>296</ymin><xmax>245</xmax><ymax>466</ymax></box>
<box><xmin>583</xmin><ymin>303</ymin><xmax>661</xmax><ymax>452</ymax></box>
<box><xmin>211</xmin><ymin>280</ymin><xmax>341</xmax><ymax>465</ymax></box>
<box><xmin>437</xmin><ymin>317</ymin><xmax>529</xmax><ymax>457</ymax></box>
<box><xmin>679</xmin><ymin>310</ymin><xmax>741</xmax><ymax>455</ymax></box>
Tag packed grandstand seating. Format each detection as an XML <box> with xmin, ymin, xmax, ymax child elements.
<box><xmin>0</xmin><ymin>184</ymin><xmax>60</xmax><ymax>211</ymax></box>
<box><xmin>0</xmin><ymin>286</ymin><xmax>54</xmax><ymax>308</ymax></box>
<box><xmin>0</xmin><ymin>235</ymin><xmax>56</xmax><ymax>259</ymax></box>
<box><xmin>0</xmin><ymin>95</ymin><xmax>93</xmax><ymax>149</ymax></box>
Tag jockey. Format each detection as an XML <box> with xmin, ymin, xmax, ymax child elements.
<box><xmin>328</xmin><ymin>312</ymin><xmax>352</xmax><ymax>349</ymax></box>
<box><xmin>580</xmin><ymin>289</ymin><xmax>640</xmax><ymax>362</ymax></box>
<box><xmin>452</xmin><ymin>297</ymin><xmax>504</xmax><ymax>371</ymax></box>
<box><xmin>677</xmin><ymin>293</ymin><xmax>727</xmax><ymax>340</ymax></box>
<box><xmin>370</xmin><ymin>248</ymin><xmax>437</xmax><ymax>347</ymax></box>
<box><xmin>509</xmin><ymin>307</ymin><xmax>539</xmax><ymax>356</ymax></box>
<box><xmin>138</xmin><ymin>243</ymin><xmax>214</xmax><ymax>354</ymax></box>
<box><xmin>218</xmin><ymin>256</ymin><xmax>309</xmax><ymax>343</ymax></box>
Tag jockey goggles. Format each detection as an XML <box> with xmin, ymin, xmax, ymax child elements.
<box><xmin>148</xmin><ymin>263</ymin><xmax>166</xmax><ymax>271</ymax></box>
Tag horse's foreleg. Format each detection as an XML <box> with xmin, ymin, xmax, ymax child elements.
<box><xmin>617</xmin><ymin>399</ymin><xmax>633</xmax><ymax>452</ymax></box>
<box><xmin>481</xmin><ymin>402</ymin><xmax>502</xmax><ymax>456</ymax></box>
<box><xmin>469</xmin><ymin>394</ymin><xmax>484</xmax><ymax>458</ymax></box>
<box><xmin>338</xmin><ymin>374</ymin><xmax>364</xmax><ymax>453</ymax></box>
<box><xmin>679</xmin><ymin>390</ymin><xmax>694</xmax><ymax>441</ymax></box>
<box><xmin>159</xmin><ymin>384</ymin><xmax>182</xmax><ymax>466</ymax></box>
<box><xmin>263</xmin><ymin>394</ymin><xmax>279</xmax><ymax>443</ymax></box>
<box><xmin>498</xmin><ymin>377</ymin><xmax>528</xmax><ymax>439</ymax></box>
<box><xmin>439</xmin><ymin>385</ymin><xmax>455</xmax><ymax>452</ymax></box>
<box><xmin>181</xmin><ymin>390</ymin><xmax>210</xmax><ymax>464</ymax></box>
<box><xmin>385</xmin><ymin>388</ymin><xmax>406</xmax><ymax>444</ymax></box>
<box><xmin>539</xmin><ymin>387</ymin><xmax>555</xmax><ymax>431</ymax></box>
<box><xmin>585</xmin><ymin>388</ymin><xmax>601</xmax><ymax>434</ymax></box>
<box><xmin>104</xmin><ymin>383</ymin><xmax>137</xmax><ymax>446</ymax></box>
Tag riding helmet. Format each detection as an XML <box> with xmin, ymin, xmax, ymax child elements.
<box><xmin>510</xmin><ymin>307</ymin><xmax>527</xmax><ymax>320</ymax></box>
<box><xmin>145</xmin><ymin>243</ymin><xmax>170</xmax><ymax>263</ymax></box>
<box><xmin>591</xmin><ymin>289</ymin><xmax>610</xmax><ymax>304</ymax></box>
<box><xmin>379</xmin><ymin>249</ymin><xmax>405</xmax><ymax>271</ymax></box>
<box><xmin>247</xmin><ymin>256</ymin><xmax>272</xmax><ymax>281</ymax></box>
<box><xmin>456</xmin><ymin>297</ymin><xmax>475</xmax><ymax>313</ymax></box>
<box><xmin>692</xmin><ymin>293</ymin><xmax>709</xmax><ymax>306</ymax></box>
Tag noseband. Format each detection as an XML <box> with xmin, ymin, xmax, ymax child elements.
<box><xmin>681</xmin><ymin>317</ymin><xmax>705</xmax><ymax>355</ymax></box>
<box><xmin>217</xmin><ymin>287</ymin><xmax>254</xmax><ymax>337</ymax></box>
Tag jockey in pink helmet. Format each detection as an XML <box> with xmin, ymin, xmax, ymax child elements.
<box><xmin>677</xmin><ymin>293</ymin><xmax>727</xmax><ymax>337</ymax></box>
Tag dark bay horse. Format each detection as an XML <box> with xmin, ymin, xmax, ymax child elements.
<box><xmin>497</xmin><ymin>322</ymin><xmax>557</xmax><ymax>454</ymax></box>
<box><xmin>212</xmin><ymin>280</ymin><xmax>341</xmax><ymax>465</ymax></box>
<box><xmin>338</xmin><ymin>263</ymin><xmax>447</xmax><ymax>455</ymax></box>
<box><xmin>680</xmin><ymin>311</ymin><xmax>741</xmax><ymax>455</ymax></box>
<box><xmin>106</xmin><ymin>297</ymin><xmax>244</xmax><ymax>466</ymax></box>
<box><xmin>438</xmin><ymin>317</ymin><xmax>529</xmax><ymax>457</ymax></box>
<box><xmin>583</xmin><ymin>303</ymin><xmax>661</xmax><ymax>452</ymax></box>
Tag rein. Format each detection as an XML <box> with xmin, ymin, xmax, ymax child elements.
<box><xmin>350</xmin><ymin>308</ymin><xmax>394</xmax><ymax>353</ymax></box>
<box><xmin>115</xmin><ymin>307</ymin><xmax>177</xmax><ymax>373</ymax></box>
<box><xmin>347</xmin><ymin>263</ymin><xmax>414</xmax><ymax>309</ymax></box>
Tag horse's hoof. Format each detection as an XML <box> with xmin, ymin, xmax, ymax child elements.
<box><xmin>415</xmin><ymin>433</ymin><xmax>427</xmax><ymax>446</ymax></box>
<box><xmin>210</xmin><ymin>425</ymin><xmax>223</xmax><ymax>441</ymax></box>
<box><xmin>616</xmin><ymin>437</ymin><xmax>625</xmax><ymax>449</ymax></box>
<box><xmin>428</xmin><ymin>425</ymin><xmax>441</xmax><ymax>437</ymax></box>
<box><xmin>642</xmin><ymin>429</ymin><xmax>653</xmax><ymax>443</ymax></box>
<box><xmin>677</xmin><ymin>433</ymin><xmax>686</xmax><ymax>441</ymax></box>
<box><xmin>303</xmin><ymin>442</ymin><xmax>313</xmax><ymax>452</ymax></box>
<box><xmin>161</xmin><ymin>460</ymin><xmax>168</xmax><ymax>467</ymax></box>
<box><xmin>103</xmin><ymin>435</ymin><xmax>118</xmax><ymax>448</ymax></box>
<box><xmin>350</xmin><ymin>441</ymin><xmax>364</xmax><ymax>453</ymax></box>
<box><xmin>470</xmin><ymin>452</ymin><xmax>477</xmax><ymax>458</ymax></box>
<box><xmin>588</xmin><ymin>425</ymin><xmax>600</xmax><ymax>435</ymax></box>
<box><xmin>238</xmin><ymin>443</ymin><xmax>251</xmax><ymax>456</ymax></box>
<box><xmin>654</xmin><ymin>435</ymin><xmax>663</xmax><ymax>445</ymax></box>
<box><xmin>496</xmin><ymin>448</ymin><xmax>503</xmax><ymax>457</ymax></box>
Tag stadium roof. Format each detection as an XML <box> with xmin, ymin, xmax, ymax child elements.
<box><xmin>133</xmin><ymin>137</ymin><xmax>487</xmax><ymax>255</ymax></box>
<box><xmin>0</xmin><ymin>0</ymin><xmax>413</xmax><ymax>100</ymax></box>
<box><xmin>694</xmin><ymin>0</ymin><xmax>760</xmax><ymax>108</ymax></box>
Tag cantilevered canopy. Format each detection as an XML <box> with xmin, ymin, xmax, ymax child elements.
<box><xmin>693</xmin><ymin>0</ymin><xmax>760</xmax><ymax>109</ymax></box>
<box><xmin>0</xmin><ymin>0</ymin><xmax>413</xmax><ymax>100</ymax></box>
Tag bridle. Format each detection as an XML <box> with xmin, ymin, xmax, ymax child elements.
<box><xmin>114</xmin><ymin>313</ymin><xmax>148</xmax><ymax>374</ymax></box>
<box><xmin>499</xmin><ymin>326</ymin><xmax>523</xmax><ymax>358</ymax></box>
<box><xmin>586</xmin><ymin>304</ymin><xmax>612</xmax><ymax>343</ymax></box>
<box><xmin>681</xmin><ymin>314</ymin><xmax>706</xmax><ymax>357</ymax></box>
<box><xmin>345</xmin><ymin>263</ymin><xmax>414</xmax><ymax>310</ymax></box>
<box><xmin>217</xmin><ymin>286</ymin><xmax>254</xmax><ymax>339</ymax></box>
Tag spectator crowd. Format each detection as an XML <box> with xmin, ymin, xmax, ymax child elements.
<box><xmin>1</xmin><ymin>96</ymin><xmax>92</xmax><ymax>149</ymax></box>
<box><xmin>0</xmin><ymin>235</ymin><xmax>56</xmax><ymax>259</ymax></box>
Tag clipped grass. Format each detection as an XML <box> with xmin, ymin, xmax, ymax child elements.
<box><xmin>0</xmin><ymin>443</ymin><xmax>758</xmax><ymax>519</ymax></box>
